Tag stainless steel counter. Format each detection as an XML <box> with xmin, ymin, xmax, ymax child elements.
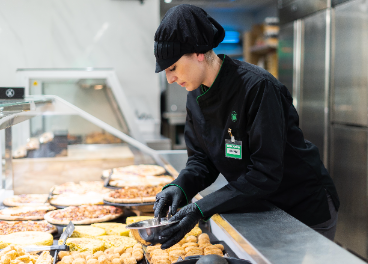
<box><xmin>211</xmin><ymin>204</ymin><xmax>366</xmax><ymax>264</ymax></box>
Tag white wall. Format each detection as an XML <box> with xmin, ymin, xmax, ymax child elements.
<box><xmin>0</xmin><ymin>0</ymin><xmax>160</xmax><ymax>119</ymax></box>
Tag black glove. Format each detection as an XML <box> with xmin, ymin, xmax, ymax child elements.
<box><xmin>159</xmin><ymin>203</ymin><xmax>202</xmax><ymax>249</ymax></box>
<box><xmin>153</xmin><ymin>186</ymin><xmax>185</xmax><ymax>219</ymax></box>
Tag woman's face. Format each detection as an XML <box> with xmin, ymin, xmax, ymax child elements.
<box><xmin>165</xmin><ymin>53</ymin><xmax>206</xmax><ymax>91</ymax></box>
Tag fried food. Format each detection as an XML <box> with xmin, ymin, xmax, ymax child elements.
<box><xmin>123</xmin><ymin>257</ymin><xmax>136</xmax><ymax>264</ymax></box>
<box><xmin>204</xmin><ymin>248</ymin><xmax>223</xmax><ymax>256</ymax></box>
<box><xmin>72</xmin><ymin>258</ymin><xmax>86</xmax><ymax>264</ymax></box>
<box><xmin>185</xmin><ymin>236</ymin><xmax>197</xmax><ymax>243</ymax></box>
<box><xmin>87</xmin><ymin>260</ymin><xmax>98</xmax><ymax>264</ymax></box>
<box><xmin>146</xmin><ymin>245</ymin><xmax>161</xmax><ymax>253</ymax></box>
<box><xmin>182</xmin><ymin>243</ymin><xmax>198</xmax><ymax>249</ymax></box>
<box><xmin>132</xmin><ymin>251</ymin><xmax>143</xmax><ymax>261</ymax></box>
<box><xmin>198</xmin><ymin>234</ymin><xmax>209</xmax><ymax>241</ymax></box>
<box><xmin>35</xmin><ymin>251</ymin><xmax>53</xmax><ymax>264</ymax></box>
<box><xmin>111</xmin><ymin>258</ymin><xmax>121</xmax><ymax>264</ymax></box>
<box><xmin>59</xmin><ymin>252</ymin><xmax>71</xmax><ymax>260</ymax></box>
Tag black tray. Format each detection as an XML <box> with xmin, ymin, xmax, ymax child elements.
<box><xmin>103</xmin><ymin>200</ymin><xmax>155</xmax><ymax>207</ymax></box>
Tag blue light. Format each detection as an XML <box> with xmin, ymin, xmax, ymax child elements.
<box><xmin>222</xmin><ymin>31</ymin><xmax>240</xmax><ymax>44</ymax></box>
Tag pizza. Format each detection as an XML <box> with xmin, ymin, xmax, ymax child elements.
<box><xmin>3</xmin><ymin>194</ymin><xmax>49</xmax><ymax>207</ymax></box>
<box><xmin>104</xmin><ymin>185</ymin><xmax>163</xmax><ymax>203</ymax></box>
<box><xmin>108</xmin><ymin>175</ymin><xmax>173</xmax><ymax>187</ymax></box>
<box><xmin>0</xmin><ymin>206</ymin><xmax>56</xmax><ymax>221</ymax></box>
<box><xmin>44</xmin><ymin>205</ymin><xmax>123</xmax><ymax>225</ymax></box>
<box><xmin>50</xmin><ymin>192</ymin><xmax>104</xmax><ymax>207</ymax></box>
<box><xmin>0</xmin><ymin>220</ymin><xmax>57</xmax><ymax>235</ymax></box>
<box><xmin>102</xmin><ymin>164</ymin><xmax>166</xmax><ymax>178</ymax></box>
<box><xmin>0</xmin><ymin>231</ymin><xmax>53</xmax><ymax>249</ymax></box>
<box><xmin>53</xmin><ymin>181</ymin><xmax>108</xmax><ymax>195</ymax></box>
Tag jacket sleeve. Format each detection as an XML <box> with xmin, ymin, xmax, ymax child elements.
<box><xmin>195</xmin><ymin>79</ymin><xmax>290</xmax><ymax>218</ymax></box>
<box><xmin>167</xmin><ymin>105</ymin><xmax>220</xmax><ymax>206</ymax></box>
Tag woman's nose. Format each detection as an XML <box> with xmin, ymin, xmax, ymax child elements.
<box><xmin>166</xmin><ymin>72</ymin><xmax>177</xmax><ymax>84</ymax></box>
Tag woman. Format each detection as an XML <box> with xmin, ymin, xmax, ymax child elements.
<box><xmin>153</xmin><ymin>4</ymin><xmax>339</xmax><ymax>249</ymax></box>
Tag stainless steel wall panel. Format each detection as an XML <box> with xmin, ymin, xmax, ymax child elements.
<box><xmin>330</xmin><ymin>125</ymin><xmax>368</xmax><ymax>258</ymax></box>
<box><xmin>278</xmin><ymin>22</ymin><xmax>294</xmax><ymax>99</ymax></box>
<box><xmin>332</xmin><ymin>0</ymin><xmax>354</xmax><ymax>6</ymax></box>
<box><xmin>332</xmin><ymin>0</ymin><xmax>368</xmax><ymax>126</ymax></box>
<box><xmin>300</xmin><ymin>10</ymin><xmax>328</xmax><ymax>162</ymax></box>
<box><xmin>278</xmin><ymin>0</ymin><xmax>329</xmax><ymax>25</ymax></box>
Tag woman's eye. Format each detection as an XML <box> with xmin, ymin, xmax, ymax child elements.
<box><xmin>170</xmin><ymin>66</ymin><xmax>176</xmax><ymax>71</ymax></box>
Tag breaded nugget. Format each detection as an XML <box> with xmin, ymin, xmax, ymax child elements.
<box><xmin>132</xmin><ymin>249</ymin><xmax>143</xmax><ymax>255</ymax></box>
<box><xmin>198</xmin><ymin>234</ymin><xmax>209</xmax><ymax>241</ymax></box>
<box><xmin>166</xmin><ymin>244</ymin><xmax>182</xmax><ymax>252</ymax></box>
<box><xmin>105</xmin><ymin>248</ymin><xmax>115</xmax><ymax>255</ymax></box>
<box><xmin>132</xmin><ymin>244</ymin><xmax>142</xmax><ymax>250</ymax></box>
<box><xmin>132</xmin><ymin>252</ymin><xmax>143</xmax><ymax>261</ymax></box>
<box><xmin>199</xmin><ymin>243</ymin><xmax>212</xmax><ymax>249</ymax></box>
<box><xmin>108</xmin><ymin>254</ymin><xmax>120</xmax><ymax>261</ymax></box>
<box><xmin>87</xmin><ymin>260</ymin><xmax>99</xmax><ymax>264</ymax></box>
<box><xmin>125</xmin><ymin>248</ymin><xmax>133</xmax><ymax>254</ymax></box>
<box><xmin>184</xmin><ymin>251</ymin><xmax>203</xmax><ymax>259</ymax></box>
<box><xmin>123</xmin><ymin>257</ymin><xmax>136</xmax><ymax>264</ymax></box>
<box><xmin>114</xmin><ymin>247</ymin><xmax>125</xmax><ymax>255</ymax></box>
<box><xmin>111</xmin><ymin>258</ymin><xmax>121</xmax><ymax>264</ymax></box>
<box><xmin>152</xmin><ymin>259</ymin><xmax>170</xmax><ymax>264</ymax></box>
<box><xmin>120</xmin><ymin>253</ymin><xmax>131</xmax><ymax>260</ymax></box>
<box><xmin>98</xmin><ymin>255</ymin><xmax>109</xmax><ymax>264</ymax></box>
<box><xmin>93</xmin><ymin>252</ymin><xmax>104</xmax><ymax>259</ymax></box>
<box><xmin>205</xmin><ymin>245</ymin><xmax>224</xmax><ymax>251</ymax></box>
<box><xmin>150</xmin><ymin>249</ymin><xmax>167</xmax><ymax>256</ymax></box>
<box><xmin>182</xmin><ymin>243</ymin><xmax>198</xmax><ymax>249</ymax></box>
<box><xmin>186</xmin><ymin>248</ymin><xmax>203</xmax><ymax>255</ymax></box>
<box><xmin>185</xmin><ymin>246</ymin><xmax>198</xmax><ymax>253</ymax></box>
<box><xmin>73</xmin><ymin>258</ymin><xmax>87</xmax><ymax>264</ymax></box>
<box><xmin>58</xmin><ymin>252</ymin><xmax>70</xmax><ymax>260</ymax></box>
<box><xmin>185</xmin><ymin>236</ymin><xmax>197</xmax><ymax>243</ymax></box>
<box><xmin>151</xmin><ymin>255</ymin><xmax>169</xmax><ymax>262</ymax></box>
<box><xmin>62</xmin><ymin>256</ymin><xmax>74</xmax><ymax>264</ymax></box>
<box><xmin>147</xmin><ymin>245</ymin><xmax>161</xmax><ymax>253</ymax></box>
<box><xmin>204</xmin><ymin>248</ymin><xmax>223</xmax><ymax>256</ymax></box>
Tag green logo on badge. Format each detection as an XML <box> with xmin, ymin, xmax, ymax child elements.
<box><xmin>231</xmin><ymin>111</ymin><xmax>237</xmax><ymax>122</ymax></box>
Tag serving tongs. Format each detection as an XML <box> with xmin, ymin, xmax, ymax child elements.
<box><xmin>104</xmin><ymin>169</ymin><xmax>114</xmax><ymax>187</ymax></box>
<box><xmin>45</xmin><ymin>186</ymin><xmax>55</xmax><ymax>204</ymax></box>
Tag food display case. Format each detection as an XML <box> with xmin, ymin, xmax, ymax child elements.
<box><xmin>0</xmin><ymin>96</ymin><xmax>364</xmax><ymax>264</ymax></box>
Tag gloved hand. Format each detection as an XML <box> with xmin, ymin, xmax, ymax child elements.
<box><xmin>153</xmin><ymin>186</ymin><xmax>185</xmax><ymax>219</ymax></box>
<box><xmin>159</xmin><ymin>203</ymin><xmax>202</xmax><ymax>249</ymax></box>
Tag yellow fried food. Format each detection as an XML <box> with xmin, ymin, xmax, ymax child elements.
<box><xmin>93</xmin><ymin>252</ymin><xmax>104</xmax><ymax>259</ymax></box>
<box><xmin>146</xmin><ymin>245</ymin><xmax>161</xmax><ymax>253</ymax></box>
<box><xmin>132</xmin><ymin>244</ymin><xmax>142</xmax><ymax>250</ymax></box>
<box><xmin>125</xmin><ymin>248</ymin><xmax>133</xmax><ymax>254</ymax></box>
<box><xmin>132</xmin><ymin>252</ymin><xmax>143</xmax><ymax>262</ymax></box>
<box><xmin>185</xmin><ymin>227</ymin><xmax>202</xmax><ymax>237</ymax></box>
<box><xmin>197</xmin><ymin>234</ymin><xmax>209</xmax><ymax>241</ymax></box>
<box><xmin>182</xmin><ymin>243</ymin><xmax>198</xmax><ymax>249</ymax></box>
<box><xmin>97</xmin><ymin>255</ymin><xmax>109</xmax><ymax>264</ymax></box>
<box><xmin>123</xmin><ymin>257</ymin><xmax>136</xmax><ymax>264</ymax></box>
<box><xmin>185</xmin><ymin>236</ymin><xmax>197</xmax><ymax>243</ymax></box>
<box><xmin>59</xmin><ymin>252</ymin><xmax>71</xmax><ymax>260</ymax></box>
<box><xmin>73</xmin><ymin>258</ymin><xmax>87</xmax><ymax>264</ymax></box>
<box><xmin>87</xmin><ymin>259</ymin><xmax>98</xmax><ymax>264</ymax></box>
<box><xmin>204</xmin><ymin>248</ymin><xmax>223</xmax><ymax>256</ymax></box>
<box><xmin>111</xmin><ymin>259</ymin><xmax>121</xmax><ymax>264</ymax></box>
<box><xmin>151</xmin><ymin>260</ymin><xmax>170</xmax><ymax>264</ymax></box>
<box><xmin>120</xmin><ymin>253</ymin><xmax>131</xmax><ymax>259</ymax></box>
<box><xmin>108</xmin><ymin>254</ymin><xmax>120</xmax><ymax>261</ymax></box>
<box><xmin>114</xmin><ymin>247</ymin><xmax>125</xmax><ymax>255</ymax></box>
<box><xmin>199</xmin><ymin>243</ymin><xmax>212</xmax><ymax>249</ymax></box>
<box><xmin>62</xmin><ymin>256</ymin><xmax>74</xmax><ymax>264</ymax></box>
<box><xmin>205</xmin><ymin>245</ymin><xmax>224</xmax><ymax>251</ymax></box>
<box><xmin>186</xmin><ymin>247</ymin><xmax>203</xmax><ymax>256</ymax></box>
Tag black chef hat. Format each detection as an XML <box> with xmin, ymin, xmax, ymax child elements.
<box><xmin>154</xmin><ymin>4</ymin><xmax>225</xmax><ymax>73</ymax></box>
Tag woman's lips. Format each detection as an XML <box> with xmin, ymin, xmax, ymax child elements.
<box><xmin>179</xmin><ymin>82</ymin><xmax>186</xmax><ymax>87</ymax></box>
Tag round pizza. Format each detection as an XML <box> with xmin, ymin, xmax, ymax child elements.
<box><xmin>3</xmin><ymin>194</ymin><xmax>49</xmax><ymax>207</ymax></box>
<box><xmin>108</xmin><ymin>175</ymin><xmax>173</xmax><ymax>188</ymax></box>
<box><xmin>0</xmin><ymin>220</ymin><xmax>57</xmax><ymax>235</ymax></box>
<box><xmin>103</xmin><ymin>164</ymin><xmax>166</xmax><ymax>178</ymax></box>
<box><xmin>53</xmin><ymin>181</ymin><xmax>108</xmax><ymax>195</ymax></box>
<box><xmin>0</xmin><ymin>206</ymin><xmax>56</xmax><ymax>221</ymax></box>
<box><xmin>44</xmin><ymin>205</ymin><xmax>123</xmax><ymax>225</ymax></box>
<box><xmin>50</xmin><ymin>192</ymin><xmax>104</xmax><ymax>207</ymax></box>
<box><xmin>103</xmin><ymin>185</ymin><xmax>163</xmax><ymax>204</ymax></box>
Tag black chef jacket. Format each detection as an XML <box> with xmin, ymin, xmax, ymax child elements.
<box><xmin>168</xmin><ymin>54</ymin><xmax>340</xmax><ymax>227</ymax></box>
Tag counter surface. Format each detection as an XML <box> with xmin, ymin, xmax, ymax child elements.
<box><xmin>219</xmin><ymin>204</ymin><xmax>365</xmax><ymax>264</ymax></box>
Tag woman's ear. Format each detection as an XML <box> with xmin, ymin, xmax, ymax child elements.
<box><xmin>196</xmin><ymin>53</ymin><xmax>205</xmax><ymax>62</ymax></box>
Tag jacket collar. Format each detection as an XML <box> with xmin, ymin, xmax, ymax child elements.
<box><xmin>195</xmin><ymin>54</ymin><xmax>231</xmax><ymax>108</ymax></box>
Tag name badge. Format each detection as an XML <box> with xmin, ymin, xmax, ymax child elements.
<box><xmin>225</xmin><ymin>128</ymin><xmax>242</xmax><ymax>159</ymax></box>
